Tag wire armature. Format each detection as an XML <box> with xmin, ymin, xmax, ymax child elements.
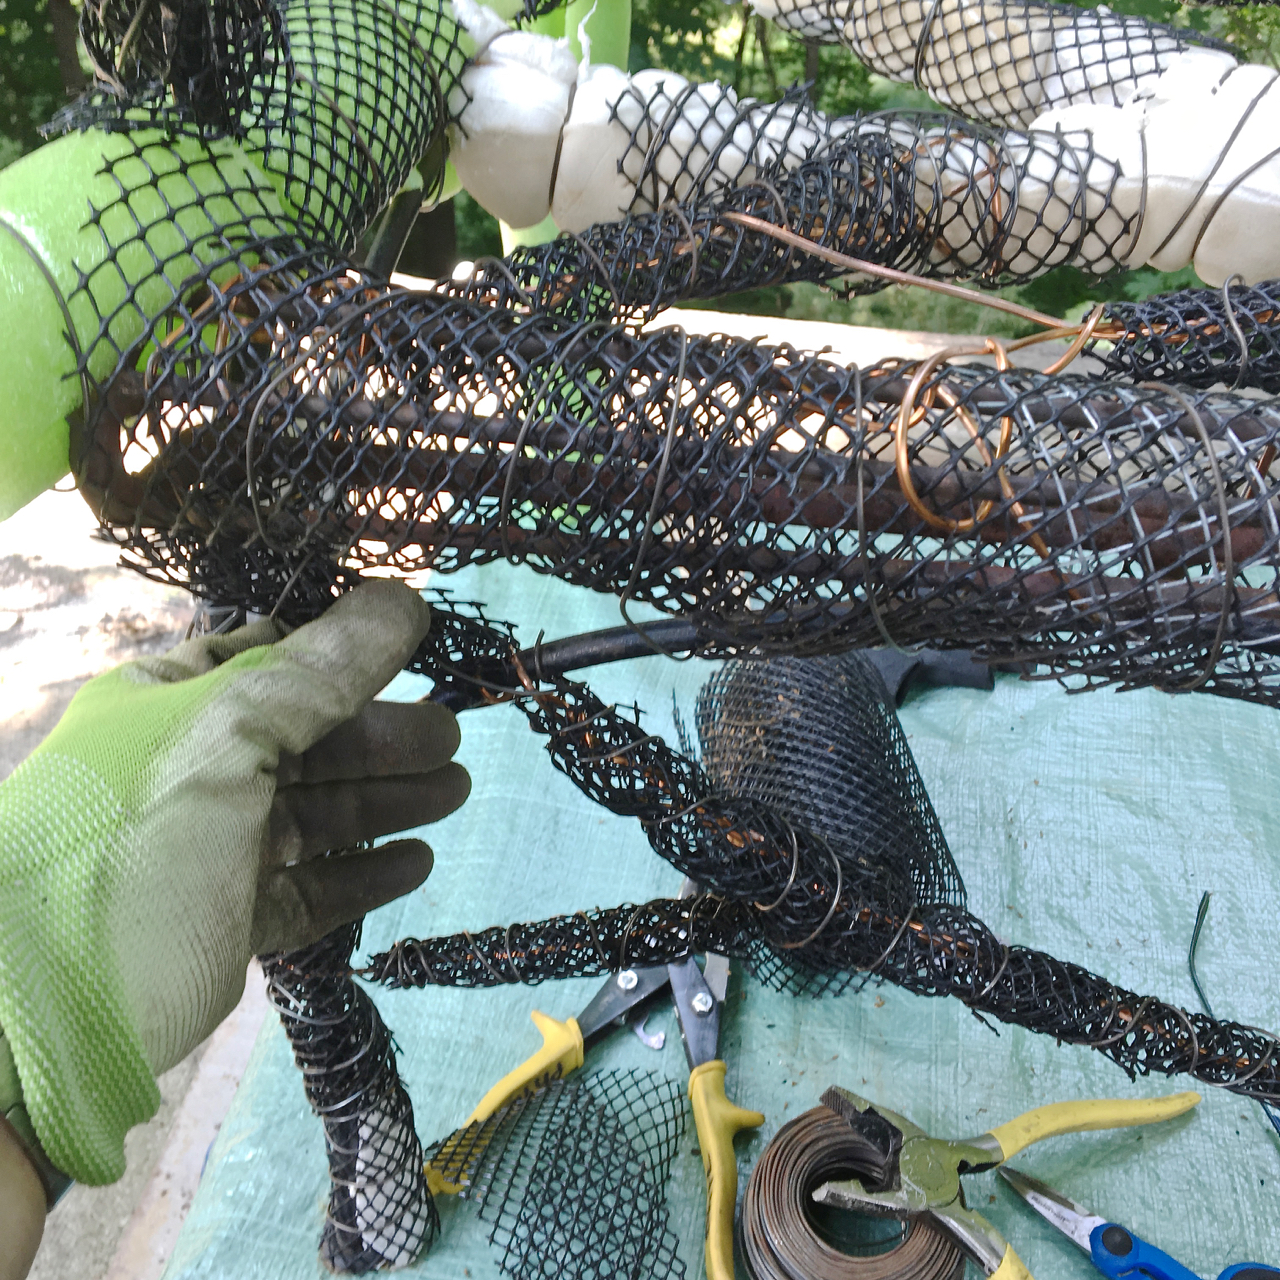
<box><xmin>364</xmin><ymin>641</ymin><xmax>1280</xmax><ymax>1111</ymax></box>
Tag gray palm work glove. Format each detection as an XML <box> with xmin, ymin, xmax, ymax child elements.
<box><xmin>0</xmin><ymin>579</ymin><xmax>468</xmax><ymax>1184</ymax></box>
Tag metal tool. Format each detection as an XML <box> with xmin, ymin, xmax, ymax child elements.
<box><xmin>999</xmin><ymin>1167</ymin><xmax>1280</xmax><ymax>1280</ymax></box>
<box><xmin>428</xmin><ymin>879</ymin><xmax>762</xmax><ymax>1280</ymax></box>
<box><xmin>811</xmin><ymin>1089</ymin><xmax>1202</xmax><ymax>1279</ymax></box>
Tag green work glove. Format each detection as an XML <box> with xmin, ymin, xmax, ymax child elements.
<box><xmin>0</xmin><ymin>580</ymin><xmax>468</xmax><ymax>1185</ymax></box>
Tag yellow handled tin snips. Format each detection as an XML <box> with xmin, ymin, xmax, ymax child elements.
<box><xmin>427</xmin><ymin>878</ymin><xmax>761</xmax><ymax>1280</ymax></box>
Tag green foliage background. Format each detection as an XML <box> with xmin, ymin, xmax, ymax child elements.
<box><xmin>0</xmin><ymin>0</ymin><xmax>85</xmax><ymax>170</ymax></box>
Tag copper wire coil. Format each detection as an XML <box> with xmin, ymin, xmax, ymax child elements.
<box><xmin>741</xmin><ymin>1100</ymin><xmax>966</xmax><ymax>1280</ymax></box>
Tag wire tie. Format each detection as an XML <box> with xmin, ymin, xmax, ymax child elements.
<box><xmin>777</xmin><ymin>843</ymin><xmax>843</xmax><ymax>951</ymax></box>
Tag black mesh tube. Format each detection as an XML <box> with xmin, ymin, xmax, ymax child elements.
<box><xmin>261</xmin><ymin>924</ymin><xmax>437</xmax><ymax>1271</ymax></box>
<box><xmin>1092</xmin><ymin>277</ymin><xmax>1280</xmax><ymax>395</ymax></box>
<box><xmin>80</xmin><ymin>258</ymin><xmax>1280</xmax><ymax>705</ymax></box>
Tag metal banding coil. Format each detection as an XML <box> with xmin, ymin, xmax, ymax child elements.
<box><xmin>741</xmin><ymin>1097</ymin><xmax>965</xmax><ymax>1280</ymax></box>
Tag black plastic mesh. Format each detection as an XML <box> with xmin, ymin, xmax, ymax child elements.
<box><xmin>81</xmin><ymin>273</ymin><xmax>1280</xmax><ymax>706</ymax></box>
<box><xmin>56</xmin><ymin>0</ymin><xmax>467</xmax><ymax>250</ymax></box>
<box><xmin>425</xmin><ymin>1070</ymin><xmax>687</xmax><ymax>1280</ymax></box>
<box><xmin>76</xmin><ymin>0</ymin><xmax>287</xmax><ymax>136</ymax></box>
<box><xmin>261</xmin><ymin>923</ymin><xmax>436</xmax><ymax>1272</ymax></box>
<box><xmin>696</xmin><ymin>655</ymin><xmax>966</xmax><ymax>911</ymax></box>
<box><xmin>364</xmin><ymin>631</ymin><xmax>1280</xmax><ymax>1108</ymax></box>
<box><xmin>753</xmin><ymin>0</ymin><xmax>1220</xmax><ymax>128</ymax></box>
<box><xmin>1093</xmin><ymin>276</ymin><xmax>1280</xmax><ymax>395</ymax></box>
<box><xmin>450</xmin><ymin>108</ymin><xmax>1139</xmax><ymax>320</ymax></box>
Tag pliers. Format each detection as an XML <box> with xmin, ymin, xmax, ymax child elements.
<box><xmin>811</xmin><ymin>1087</ymin><xmax>1201</xmax><ymax>1279</ymax></box>
<box><xmin>427</xmin><ymin>878</ymin><xmax>763</xmax><ymax>1280</ymax></box>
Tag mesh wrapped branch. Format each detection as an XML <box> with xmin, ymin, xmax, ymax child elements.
<box><xmin>367</xmin><ymin>652</ymin><xmax>1280</xmax><ymax>1107</ymax></box>
<box><xmin>370</xmin><ymin>890</ymin><xmax>1280</xmax><ymax>1105</ymax></box>
<box><xmin>262</xmin><ymin>924</ymin><xmax>436</xmax><ymax>1272</ymax></box>
<box><xmin>447</xmin><ymin>110</ymin><xmax>1143</xmax><ymax>322</ymax></box>
<box><xmin>751</xmin><ymin>0</ymin><xmax>1217</xmax><ymax>128</ymax></box>
<box><xmin>424</xmin><ymin>1070</ymin><xmax>687</xmax><ymax>1280</ymax></box>
<box><xmin>84</xmin><ymin>262</ymin><xmax>1280</xmax><ymax>704</ymax></box>
<box><xmin>1092</xmin><ymin>277</ymin><xmax>1280</xmax><ymax>395</ymax></box>
<box><xmin>368</xmin><ymin>894</ymin><xmax>757</xmax><ymax>988</ymax></box>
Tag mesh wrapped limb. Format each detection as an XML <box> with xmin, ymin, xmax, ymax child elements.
<box><xmin>748</xmin><ymin>0</ymin><xmax>1221</xmax><ymax>128</ymax></box>
<box><xmin>261</xmin><ymin>924</ymin><xmax>436</xmax><ymax>1272</ymax></box>
<box><xmin>1093</xmin><ymin>277</ymin><xmax>1280</xmax><ymax>395</ymax></box>
<box><xmin>452</xmin><ymin>111</ymin><xmax>1139</xmax><ymax>318</ymax></box>
<box><xmin>59</xmin><ymin>0</ymin><xmax>470</xmax><ymax>249</ymax></box>
<box><xmin>82</xmin><ymin>260</ymin><xmax>1280</xmax><ymax>704</ymax></box>
<box><xmin>370</xmin><ymin>891</ymin><xmax>1280</xmax><ymax>1106</ymax></box>
<box><xmin>76</xmin><ymin>0</ymin><xmax>288</xmax><ymax>134</ymax></box>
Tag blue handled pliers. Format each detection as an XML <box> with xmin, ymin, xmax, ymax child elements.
<box><xmin>1000</xmin><ymin>1166</ymin><xmax>1280</xmax><ymax>1280</ymax></box>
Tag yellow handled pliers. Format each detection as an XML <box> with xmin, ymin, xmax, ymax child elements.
<box><xmin>811</xmin><ymin>1087</ymin><xmax>1201</xmax><ymax>1279</ymax></box>
<box><xmin>428</xmin><ymin>879</ymin><xmax>763</xmax><ymax>1280</ymax></box>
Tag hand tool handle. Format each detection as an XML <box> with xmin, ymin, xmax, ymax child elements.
<box><xmin>466</xmin><ymin>1010</ymin><xmax>585</xmax><ymax>1125</ymax></box>
<box><xmin>689</xmin><ymin>1059</ymin><xmax>765</xmax><ymax>1280</ymax></box>
<box><xmin>1218</xmin><ymin>1266</ymin><xmax>1280</xmax><ymax>1279</ymax></box>
<box><xmin>1090</xmin><ymin>1222</ymin><xmax>1203</xmax><ymax>1280</ymax></box>
<box><xmin>425</xmin><ymin>1010</ymin><xmax>585</xmax><ymax>1196</ymax></box>
<box><xmin>990</xmin><ymin>1242</ymin><xmax>1035</xmax><ymax>1280</ymax></box>
<box><xmin>987</xmin><ymin>1092</ymin><xmax>1200</xmax><ymax>1161</ymax></box>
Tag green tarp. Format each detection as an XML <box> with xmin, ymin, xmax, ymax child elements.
<box><xmin>163</xmin><ymin>560</ymin><xmax>1280</xmax><ymax>1280</ymax></box>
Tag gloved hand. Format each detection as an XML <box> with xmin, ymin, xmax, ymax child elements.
<box><xmin>0</xmin><ymin>580</ymin><xmax>468</xmax><ymax>1185</ymax></box>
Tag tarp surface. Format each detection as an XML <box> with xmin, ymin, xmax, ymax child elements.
<box><xmin>164</xmin><ymin>560</ymin><xmax>1280</xmax><ymax>1280</ymax></box>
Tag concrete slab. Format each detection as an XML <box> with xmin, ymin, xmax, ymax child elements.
<box><xmin>1</xmin><ymin>490</ymin><xmax>220</xmax><ymax>1279</ymax></box>
<box><xmin>0</xmin><ymin>491</ymin><xmax>192</xmax><ymax>782</ymax></box>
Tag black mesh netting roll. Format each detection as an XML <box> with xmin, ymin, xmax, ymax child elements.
<box><xmin>365</xmin><ymin>623</ymin><xmax>1280</xmax><ymax>1108</ymax></box>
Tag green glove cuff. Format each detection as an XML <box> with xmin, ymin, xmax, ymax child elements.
<box><xmin>0</xmin><ymin>1025</ymin><xmax>72</xmax><ymax>1208</ymax></box>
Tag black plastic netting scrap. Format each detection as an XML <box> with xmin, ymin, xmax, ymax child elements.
<box><xmin>81</xmin><ymin>262</ymin><xmax>1280</xmax><ymax>704</ymax></box>
<box><xmin>260</xmin><ymin>922</ymin><xmax>436</xmax><ymax>1273</ymax></box>
<box><xmin>367</xmin><ymin>639</ymin><xmax>1280</xmax><ymax>1107</ymax></box>
<box><xmin>424</xmin><ymin>1070</ymin><xmax>687</xmax><ymax>1280</ymax></box>
<box><xmin>1092</xmin><ymin>276</ymin><xmax>1280</xmax><ymax>395</ymax></box>
<box><xmin>754</xmin><ymin>0</ymin><xmax>1219</xmax><ymax>128</ymax></box>
<box><xmin>73</xmin><ymin>0</ymin><xmax>288</xmax><ymax>137</ymax></box>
